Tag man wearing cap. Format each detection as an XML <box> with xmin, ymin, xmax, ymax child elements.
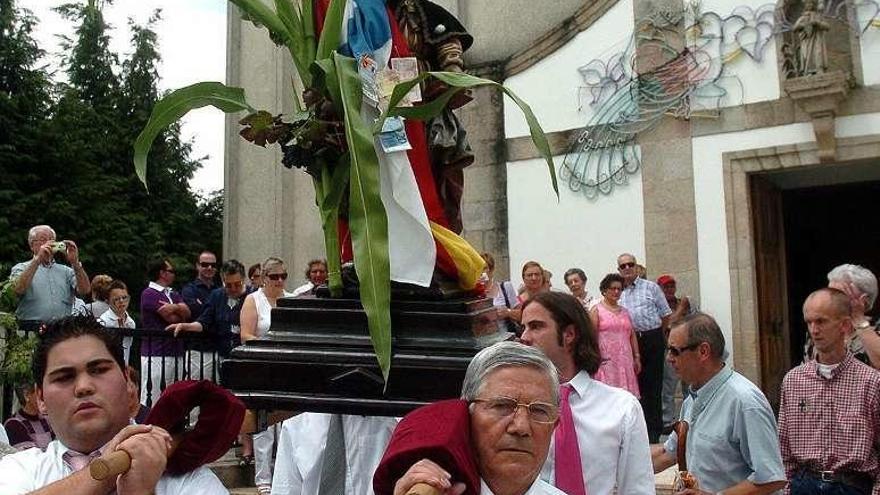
<box><xmin>657</xmin><ymin>273</ymin><xmax>696</xmax><ymax>434</ymax></box>
<box><xmin>617</xmin><ymin>252</ymin><xmax>672</xmax><ymax>443</ymax></box>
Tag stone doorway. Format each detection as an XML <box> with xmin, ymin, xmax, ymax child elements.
<box><xmin>723</xmin><ymin>135</ymin><xmax>880</xmax><ymax>408</ymax></box>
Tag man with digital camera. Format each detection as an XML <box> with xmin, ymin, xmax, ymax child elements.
<box><xmin>11</xmin><ymin>225</ymin><xmax>90</xmax><ymax>327</ymax></box>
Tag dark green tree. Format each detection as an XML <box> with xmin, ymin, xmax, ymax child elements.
<box><xmin>0</xmin><ymin>0</ymin><xmax>55</xmax><ymax>267</ymax></box>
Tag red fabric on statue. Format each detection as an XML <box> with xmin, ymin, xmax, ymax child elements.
<box><xmin>373</xmin><ymin>399</ymin><xmax>480</xmax><ymax>495</ymax></box>
<box><xmin>313</xmin><ymin>0</ymin><xmax>459</xmax><ymax>281</ymax></box>
<box><xmin>145</xmin><ymin>380</ymin><xmax>246</xmax><ymax>475</ymax></box>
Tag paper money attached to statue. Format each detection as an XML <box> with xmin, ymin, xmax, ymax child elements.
<box><xmin>376</xmin><ymin>57</ymin><xmax>422</xmax><ymax>112</ymax></box>
<box><xmin>378</xmin><ymin>116</ymin><xmax>412</xmax><ymax>153</ymax></box>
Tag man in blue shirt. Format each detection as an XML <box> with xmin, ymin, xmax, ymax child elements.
<box><xmin>181</xmin><ymin>251</ymin><xmax>219</xmax><ymax>320</ymax></box>
<box><xmin>168</xmin><ymin>260</ymin><xmax>253</xmax><ymax>382</ymax></box>
<box><xmin>11</xmin><ymin>225</ymin><xmax>90</xmax><ymax>327</ymax></box>
<box><xmin>651</xmin><ymin>312</ymin><xmax>786</xmax><ymax>494</ymax></box>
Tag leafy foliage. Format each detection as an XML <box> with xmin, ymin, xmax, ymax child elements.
<box><xmin>0</xmin><ymin>0</ymin><xmax>223</xmax><ymax>318</ymax></box>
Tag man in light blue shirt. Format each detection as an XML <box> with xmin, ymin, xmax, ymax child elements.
<box><xmin>651</xmin><ymin>312</ymin><xmax>786</xmax><ymax>494</ymax></box>
<box><xmin>10</xmin><ymin>225</ymin><xmax>90</xmax><ymax>326</ymax></box>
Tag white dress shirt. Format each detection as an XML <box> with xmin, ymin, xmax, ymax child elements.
<box><xmin>480</xmin><ymin>477</ymin><xmax>566</xmax><ymax>494</ymax></box>
<box><xmin>0</xmin><ymin>439</ymin><xmax>227</xmax><ymax>494</ymax></box>
<box><xmin>272</xmin><ymin>414</ymin><xmax>398</xmax><ymax>495</ymax></box>
<box><xmin>541</xmin><ymin>370</ymin><xmax>655</xmax><ymax>495</ymax></box>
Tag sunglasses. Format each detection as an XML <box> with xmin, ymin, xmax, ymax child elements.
<box><xmin>266</xmin><ymin>272</ymin><xmax>288</xmax><ymax>281</ymax></box>
<box><xmin>667</xmin><ymin>343</ymin><xmax>700</xmax><ymax>357</ymax></box>
<box><xmin>618</xmin><ymin>262</ymin><xmax>636</xmax><ymax>270</ymax></box>
<box><xmin>199</xmin><ymin>262</ymin><xmax>218</xmax><ymax>268</ymax></box>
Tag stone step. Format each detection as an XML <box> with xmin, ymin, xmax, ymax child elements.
<box><xmin>209</xmin><ymin>447</ymin><xmax>254</xmax><ymax>490</ymax></box>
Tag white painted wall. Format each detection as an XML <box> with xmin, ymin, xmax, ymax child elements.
<box><xmin>860</xmin><ymin>22</ymin><xmax>880</xmax><ymax>85</ymax></box>
<box><xmin>692</xmin><ymin>111</ymin><xmax>880</xmax><ymax>362</ymax></box>
<box><xmin>690</xmin><ymin>0</ymin><xmax>781</xmax><ymax>107</ymax></box>
<box><xmin>506</xmin><ymin>155</ymin><xmax>646</xmax><ymax>299</ymax></box>
<box><xmin>502</xmin><ymin>0</ymin><xmax>635</xmax><ymax>138</ymax></box>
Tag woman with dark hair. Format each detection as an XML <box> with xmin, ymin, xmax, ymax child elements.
<box><xmin>590</xmin><ymin>273</ymin><xmax>641</xmax><ymax>397</ymax></box>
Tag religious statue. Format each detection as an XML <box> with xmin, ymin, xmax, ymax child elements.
<box><xmin>793</xmin><ymin>0</ymin><xmax>829</xmax><ymax>75</ymax></box>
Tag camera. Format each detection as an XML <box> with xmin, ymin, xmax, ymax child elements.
<box><xmin>51</xmin><ymin>241</ymin><xmax>67</xmax><ymax>253</ymax></box>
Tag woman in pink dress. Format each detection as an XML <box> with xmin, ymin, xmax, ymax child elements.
<box><xmin>589</xmin><ymin>273</ymin><xmax>641</xmax><ymax>397</ymax></box>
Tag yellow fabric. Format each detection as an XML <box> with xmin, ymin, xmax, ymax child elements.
<box><xmin>429</xmin><ymin>221</ymin><xmax>484</xmax><ymax>290</ymax></box>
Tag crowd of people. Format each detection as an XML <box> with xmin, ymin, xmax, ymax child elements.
<box><xmin>1</xmin><ymin>223</ymin><xmax>878</xmax><ymax>495</ymax></box>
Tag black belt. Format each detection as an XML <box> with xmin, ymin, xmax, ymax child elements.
<box><xmin>798</xmin><ymin>469</ymin><xmax>873</xmax><ymax>494</ymax></box>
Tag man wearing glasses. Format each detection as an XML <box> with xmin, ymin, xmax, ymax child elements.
<box><xmin>392</xmin><ymin>341</ymin><xmax>566</xmax><ymax>495</ymax></box>
<box><xmin>519</xmin><ymin>291</ymin><xmax>654</xmax><ymax>494</ymax></box>
<box><xmin>182</xmin><ymin>251</ymin><xmax>219</xmax><ymax>320</ymax></box>
<box><xmin>651</xmin><ymin>312</ymin><xmax>785</xmax><ymax>495</ymax></box>
<box><xmin>140</xmin><ymin>258</ymin><xmax>191</xmax><ymax>406</ymax></box>
<box><xmin>617</xmin><ymin>252</ymin><xmax>672</xmax><ymax>443</ymax></box>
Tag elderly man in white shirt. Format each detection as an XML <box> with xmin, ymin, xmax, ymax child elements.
<box><xmin>519</xmin><ymin>291</ymin><xmax>655</xmax><ymax>495</ymax></box>
<box><xmin>0</xmin><ymin>314</ymin><xmax>226</xmax><ymax>495</ymax></box>
<box><xmin>390</xmin><ymin>341</ymin><xmax>565</xmax><ymax>495</ymax></box>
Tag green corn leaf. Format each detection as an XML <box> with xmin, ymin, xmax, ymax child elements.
<box><xmin>301</xmin><ymin>0</ymin><xmax>317</xmax><ymax>64</ymax></box>
<box><xmin>378</xmin><ymin>71</ymin><xmax>559</xmax><ymax>197</ymax></box>
<box><xmin>229</xmin><ymin>0</ymin><xmax>291</xmax><ymax>45</ymax></box>
<box><xmin>316</xmin><ymin>153</ymin><xmax>350</xmax><ymax>297</ymax></box>
<box><xmin>134</xmin><ymin>82</ymin><xmax>254</xmax><ymax>188</ymax></box>
<box><xmin>274</xmin><ymin>0</ymin><xmax>314</xmax><ymax>86</ymax></box>
<box><xmin>333</xmin><ymin>52</ymin><xmax>392</xmax><ymax>382</ymax></box>
<box><xmin>316</xmin><ymin>0</ymin><xmax>345</xmax><ymax>60</ymax></box>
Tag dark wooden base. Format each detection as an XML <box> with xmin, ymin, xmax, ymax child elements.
<box><xmin>220</xmin><ymin>296</ymin><xmax>511</xmax><ymax>417</ymax></box>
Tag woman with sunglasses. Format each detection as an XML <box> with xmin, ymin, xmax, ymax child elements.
<box><xmin>239</xmin><ymin>256</ymin><xmax>293</xmax><ymax>495</ymax></box>
<box><xmin>589</xmin><ymin>273</ymin><xmax>641</xmax><ymax>398</ymax></box>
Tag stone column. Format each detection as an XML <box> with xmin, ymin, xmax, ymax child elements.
<box><xmin>631</xmin><ymin>0</ymin><xmax>701</xmax><ymax>305</ymax></box>
<box><xmin>457</xmin><ymin>63</ymin><xmax>512</xmax><ymax>280</ymax></box>
<box><xmin>224</xmin><ymin>6</ymin><xmax>323</xmax><ymax>275</ymax></box>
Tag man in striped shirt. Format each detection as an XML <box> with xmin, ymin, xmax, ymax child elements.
<box><xmin>618</xmin><ymin>253</ymin><xmax>672</xmax><ymax>443</ymax></box>
<box><xmin>779</xmin><ymin>287</ymin><xmax>880</xmax><ymax>495</ymax></box>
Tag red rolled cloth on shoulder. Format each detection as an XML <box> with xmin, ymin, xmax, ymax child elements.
<box><xmin>145</xmin><ymin>379</ymin><xmax>246</xmax><ymax>475</ymax></box>
<box><xmin>373</xmin><ymin>399</ymin><xmax>480</xmax><ymax>495</ymax></box>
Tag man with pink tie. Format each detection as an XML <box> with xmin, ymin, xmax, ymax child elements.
<box><xmin>519</xmin><ymin>291</ymin><xmax>655</xmax><ymax>494</ymax></box>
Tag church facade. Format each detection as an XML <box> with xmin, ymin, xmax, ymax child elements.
<box><xmin>224</xmin><ymin>0</ymin><xmax>880</xmax><ymax>405</ymax></box>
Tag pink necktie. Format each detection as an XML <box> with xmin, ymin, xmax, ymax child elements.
<box><xmin>63</xmin><ymin>449</ymin><xmax>100</xmax><ymax>472</ymax></box>
<box><xmin>555</xmin><ymin>384</ymin><xmax>587</xmax><ymax>495</ymax></box>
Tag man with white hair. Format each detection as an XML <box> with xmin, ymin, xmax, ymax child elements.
<box><xmin>803</xmin><ymin>263</ymin><xmax>880</xmax><ymax>368</ymax></box>
<box><xmin>393</xmin><ymin>341</ymin><xmax>565</xmax><ymax>495</ymax></box>
<box><xmin>11</xmin><ymin>225</ymin><xmax>90</xmax><ymax>327</ymax></box>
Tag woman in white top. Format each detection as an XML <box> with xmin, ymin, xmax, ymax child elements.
<box><xmin>238</xmin><ymin>257</ymin><xmax>293</xmax><ymax>495</ymax></box>
<box><xmin>240</xmin><ymin>257</ymin><xmax>294</xmax><ymax>342</ymax></box>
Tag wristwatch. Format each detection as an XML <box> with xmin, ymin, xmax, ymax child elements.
<box><xmin>855</xmin><ymin>320</ymin><xmax>873</xmax><ymax>332</ymax></box>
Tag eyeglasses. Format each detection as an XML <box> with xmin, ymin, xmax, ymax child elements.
<box><xmin>471</xmin><ymin>396</ymin><xmax>558</xmax><ymax>424</ymax></box>
<box><xmin>606</xmin><ymin>286</ymin><xmax>623</xmax><ymax>292</ymax></box>
<box><xmin>618</xmin><ymin>262</ymin><xmax>636</xmax><ymax>270</ymax></box>
<box><xmin>199</xmin><ymin>262</ymin><xmax>217</xmax><ymax>268</ymax></box>
<box><xmin>111</xmin><ymin>295</ymin><xmax>130</xmax><ymax>303</ymax></box>
<box><xmin>667</xmin><ymin>343</ymin><xmax>700</xmax><ymax>357</ymax></box>
<box><xmin>266</xmin><ymin>272</ymin><xmax>288</xmax><ymax>281</ymax></box>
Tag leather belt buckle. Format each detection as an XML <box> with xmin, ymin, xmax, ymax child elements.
<box><xmin>819</xmin><ymin>471</ymin><xmax>835</xmax><ymax>482</ymax></box>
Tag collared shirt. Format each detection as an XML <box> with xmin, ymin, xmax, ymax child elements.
<box><xmin>97</xmin><ymin>308</ymin><xmax>136</xmax><ymax>363</ymax></box>
<box><xmin>481</xmin><ymin>477</ymin><xmax>566</xmax><ymax>494</ymax></box>
<box><xmin>0</xmin><ymin>439</ymin><xmax>227</xmax><ymax>494</ymax></box>
<box><xmin>10</xmin><ymin>260</ymin><xmax>76</xmax><ymax>322</ymax></box>
<box><xmin>194</xmin><ymin>286</ymin><xmax>253</xmax><ymax>355</ymax></box>
<box><xmin>619</xmin><ymin>277</ymin><xmax>672</xmax><ymax>332</ymax></box>
<box><xmin>140</xmin><ymin>281</ymin><xmax>185</xmax><ymax>356</ymax></box>
<box><xmin>540</xmin><ymin>370</ymin><xmax>655</xmax><ymax>494</ymax></box>
<box><xmin>292</xmin><ymin>281</ymin><xmax>315</xmax><ymax>297</ymax></box>
<box><xmin>181</xmin><ymin>278</ymin><xmax>215</xmax><ymax>320</ymax></box>
<box><xmin>778</xmin><ymin>353</ymin><xmax>880</xmax><ymax>494</ymax></box>
<box><xmin>664</xmin><ymin>365</ymin><xmax>786</xmax><ymax>493</ymax></box>
<box><xmin>3</xmin><ymin>410</ymin><xmax>54</xmax><ymax>450</ymax></box>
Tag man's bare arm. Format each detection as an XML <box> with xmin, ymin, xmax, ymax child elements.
<box><xmin>651</xmin><ymin>444</ymin><xmax>676</xmax><ymax>473</ymax></box>
<box><xmin>676</xmin><ymin>479</ymin><xmax>787</xmax><ymax>495</ymax></box>
<box><xmin>28</xmin><ymin>469</ymin><xmax>115</xmax><ymax>495</ymax></box>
